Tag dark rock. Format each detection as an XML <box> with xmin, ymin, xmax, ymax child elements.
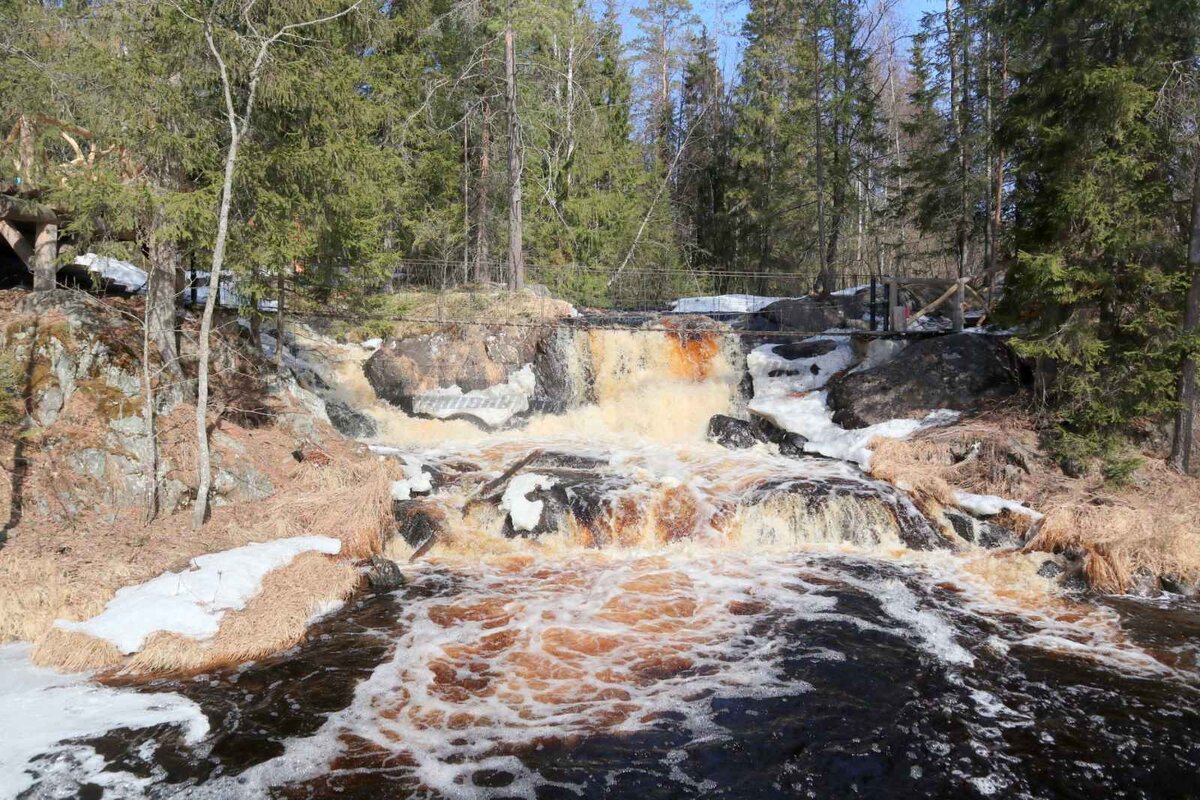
<box><xmin>364</xmin><ymin>325</ymin><xmax>543</xmax><ymax>410</ymax></box>
<box><xmin>707</xmin><ymin>414</ymin><xmax>768</xmax><ymax>449</ymax></box>
<box><xmin>826</xmin><ymin>333</ymin><xmax>1018</xmax><ymax>429</ymax></box>
<box><xmin>772</xmin><ymin>339</ymin><xmax>838</xmax><ymax>360</ymax></box>
<box><xmin>752</xmin><ymin>414</ymin><xmax>808</xmax><ymax>457</ymax></box>
<box><xmin>1037</xmin><ymin>560</ymin><xmax>1065</xmax><ymax>579</ymax></box>
<box><xmin>945</xmin><ymin>508</ymin><xmax>1021</xmax><ymax>549</ymax></box>
<box><xmin>532</xmin><ymin>327</ymin><xmax>588</xmax><ymax>415</ymax></box>
<box><xmin>366</xmin><ymin>556</ymin><xmax>405</xmax><ymax>592</ymax></box>
<box><xmin>527</xmin><ymin>451</ymin><xmax>609</xmax><ymax>470</ymax></box>
<box><xmin>742</xmin><ymin>475</ymin><xmax>952</xmax><ymax>551</ymax></box>
<box><xmin>325</xmin><ymin>399</ymin><xmax>378</xmax><ymax>439</ymax></box>
<box><xmin>1159</xmin><ymin>575</ymin><xmax>1197</xmax><ymax>596</ymax></box>
<box><xmin>393</xmin><ymin>500</ymin><xmax>446</xmax><ymax>548</ymax></box>
<box><xmin>751</xmin><ymin>298</ymin><xmax>847</xmax><ymax>332</ymax></box>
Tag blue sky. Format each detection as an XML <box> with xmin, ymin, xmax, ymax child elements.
<box><xmin>619</xmin><ymin>0</ymin><xmax>943</xmax><ymax>76</ymax></box>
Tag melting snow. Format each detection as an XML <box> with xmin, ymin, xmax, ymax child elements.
<box><xmin>501</xmin><ymin>473</ymin><xmax>556</xmax><ymax>531</ymax></box>
<box><xmin>73</xmin><ymin>253</ymin><xmax>148</xmax><ymax>292</ymax></box>
<box><xmin>953</xmin><ymin>490</ymin><xmax>1043</xmax><ymax>520</ymax></box>
<box><xmin>0</xmin><ymin>644</ymin><xmax>208</xmax><ymax>798</ymax></box>
<box><xmin>670</xmin><ymin>294</ymin><xmax>785</xmax><ymax>314</ymax></box>
<box><xmin>55</xmin><ymin>537</ymin><xmax>343</xmax><ymax>654</ymax></box>
<box><xmin>747</xmin><ymin>332</ymin><xmax>956</xmax><ymax>470</ymax></box>
<box><xmin>391</xmin><ymin>455</ymin><xmax>433</xmax><ymax>500</ymax></box>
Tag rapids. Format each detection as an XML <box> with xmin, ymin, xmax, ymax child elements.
<box><xmin>16</xmin><ymin>323</ymin><xmax>1200</xmax><ymax>799</ymax></box>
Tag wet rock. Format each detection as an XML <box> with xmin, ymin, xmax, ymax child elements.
<box><xmin>325</xmin><ymin>399</ymin><xmax>377</xmax><ymax>439</ymax></box>
<box><xmin>1037</xmin><ymin>559</ymin><xmax>1065</xmax><ymax>579</ymax></box>
<box><xmin>1159</xmin><ymin>575</ymin><xmax>1198</xmax><ymax>597</ymax></box>
<box><xmin>527</xmin><ymin>451</ymin><xmax>609</xmax><ymax>470</ymax></box>
<box><xmin>393</xmin><ymin>500</ymin><xmax>446</xmax><ymax>549</ymax></box>
<box><xmin>772</xmin><ymin>339</ymin><xmax>838</xmax><ymax>360</ymax></box>
<box><xmin>745</xmin><ymin>296</ymin><xmax>860</xmax><ymax>333</ymax></box>
<box><xmin>751</xmin><ymin>414</ymin><xmax>808</xmax><ymax>457</ymax></box>
<box><xmin>743</xmin><ymin>475</ymin><xmax>952</xmax><ymax>551</ymax></box>
<box><xmin>1128</xmin><ymin>569</ymin><xmax>1162</xmax><ymax>598</ymax></box>
<box><xmin>945</xmin><ymin>508</ymin><xmax>1021</xmax><ymax>549</ymax></box>
<box><xmin>826</xmin><ymin>333</ymin><xmax>1019</xmax><ymax>428</ymax></box>
<box><xmin>364</xmin><ymin>326</ymin><xmax>544</xmax><ymax>410</ymax></box>
<box><xmin>531</xmin><ymin>326</ymin><xmax>588</xmax><ymax>415</ymax></box>
<box><xmin>366</xmin><ymin>556</ymin><xmax>405</xmax><ymax>592</ymax></box>
<box><xmin>707</xmin><ymin>414</ymin><xmax>768</xmax><ymax>449</ymax></box>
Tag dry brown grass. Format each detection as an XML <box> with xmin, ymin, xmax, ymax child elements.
<box><xmin>2</xmin><ymin>439</ymin><xmax>391</xmax><ymax>673</ymax></box>
<box><xmin>871</xmin><ymin>411</ymin><xmax>1200</xmax><ymax>592</ymax></box>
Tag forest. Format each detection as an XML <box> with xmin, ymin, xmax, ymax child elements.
<box><xmin>2</xmin><ymin>0</ymin><xmax>1199</xmax><ymax>467</ymax></box>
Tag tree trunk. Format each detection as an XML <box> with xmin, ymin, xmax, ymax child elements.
<box><xmin>193</xmin><ymin>130</ymin><xmax>240</xmax><ymax>529</ymax></box>
<box><xmin>505</xmin><ymin>12</ymin><xmax>525</xmax><ymax>291</ymax></box>
<box><xmin>475</xmin><ymin>97</ymin><xmax>492</xmax><ymax>284</ymax></box>
<box><xmin>814</xmin><ymin>27</ymin><xmax>831</xmax><ymax>296</ymax></box>
<box><xmin>141</xmin><ymin>272</ymin><xmax>159</xmax><ymax>523</ymax></box>
<box><xmin>1170</xmin><ymin>141</ymin><xmax>1200</xmax><ymax>474</ymax></box>
<box><xmin>945</xmin><ymin>0</ymin><xmax>967</xmax><ymax>279</ymax></box>
<box><xmin>147</xmin><ymin>226</ymin><xmax>182</xmax><ymax>376</ymax></box>
<box><xmin>33</xmin><ymin>223</ymin><xmax>56</xmax><ymax>291</ymax></box>
<box><xmin>275</xmin><ymin>269</ymin><xmax>286</xmax><ymax>374</ymax></box>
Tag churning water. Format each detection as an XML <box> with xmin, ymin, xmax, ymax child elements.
<box><xmin>22</xmin><ymin>324</ymin><xmax>1200</xmax><ymax>799</ymax></box>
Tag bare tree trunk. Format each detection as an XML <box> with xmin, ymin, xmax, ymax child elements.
<box><xmin>945</xmin><ymin>0</ymin><xmax>968</xmax><ymax>279</ymax></box>
<box><xmin>475</xmin><ymin>98</ymin><xmax>492</xmax><ymax>284</ymax></box>
<box><xmin>1170</xmin><ymin>141</ymin><xmax>1200</xmax><ymax>473</ymax></box>
<box><xmin>814</xmin><ymin>27</ymin><xmax>832</xmax><ymax>296</ymax></box>
<box><xmin>141</xmin><ymin>273</ymin><xmax>159</xmax><ymax>523</ymax></box>
<box><xmin>147</xmin><ymin>224</ymin><xmax>182</xmax><ymax>377</ymax></box>
<box><xmin>193</xmin><ymin>128</ymin><xmax>239</xmax><ymax>528</ymax></box>
<box><xmin>462</xmin><ymin>117</ymin><xmax>471</xmax><ymax>283</ymax></box>
<box><xmin>192</xmin><ymin>2</ymin><xmax>360</xmax><ymax>528</ymax></box>
<box><xmin>33</xmin><ymin>222</ymin><xmax>57</xmax><ymax>291</ymax></box>
<box><xmin>275</xmin><ymin>269</ymin><xmax>286</xmax><ymax>373</ymax></box>
<box><xmin>505</xmin><ymin>9</ymin><xmax>525</xmax><ymax>291</ymax></box>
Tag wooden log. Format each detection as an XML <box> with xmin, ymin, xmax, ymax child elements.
<box><xmin>911</xmin><ymin>280</ymin><xmax>961</xmax><ymax>322</ymax></box>
<box><xmin>0</xmin><ymin>219</ymin><xmax>34</xmax><ymax>268</ymax></box>
<box><xmin>33</xmin><ymin>222</ymin><xmax>57</xmax><ymax>291</ymax></box>
<box><xmin>0</xmin><ymin>195</ymin><xmax>58</xmax><ymax>224</ymax></box>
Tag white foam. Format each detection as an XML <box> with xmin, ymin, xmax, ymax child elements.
<box><xmin>0</xmin><ymin>644</ymin><xmax>208</xmax><ymax>798</ymax></box>
<box><xmin>55</xmin><ymin>537</ymin><xmax>343</xmax><ymax>654</ymax></box>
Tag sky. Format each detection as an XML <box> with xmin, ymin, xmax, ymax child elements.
<box><xmin>618</xmin><ymin>0</ymin><xmax>944</xmax><ymax>77</ymax></box>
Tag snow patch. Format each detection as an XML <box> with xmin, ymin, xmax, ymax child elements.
<box><xmin>0</xmin><ymin>644</ymin><xmax>208</xmax><ymax>798</ymax></box>
<box><xmin>953</xmin><ymin>490</ymin><xmax>1043</xmax><ymax>520</ymax></box>
<box><xmin>747</xmin><ymin>335</ymin><xmax>857</xmax><ymax>400</ymax></box>
<box><xmin>501</xmin><ymin>473</ymin><xmax>557</xmax><ymax>531</ymax></box>
<box><xmin>412</xmin><ymin>364</ymin><xmax>537</xmax><ymax>428</ymax></box>
<box><xmin>750</xmin><ymin>390</ymin><xmax>958</xmax><ymax>470</ymax></box>
<box><xmin>73</xmin><ymin>253</ymin><xmax>148</xmax><ymax>292</ymax></box>
<box><xmin>360</xmin><ymin>337</ymin><xmax>383</xmax><ymax>350</ymax></box>
<box><xmin>55</xmin><ymin>537</ymin><xmax>343</xmax><ymax>654</ymax></box>
<box><xmin>670</xmin><ymin>294</ymin><xmax>785</xmax><ymax>314</ymax></box>
<box><xmin>390</xmin><ymin>455</ymin><xmax>433</xmax><ymax>500</ymax></box>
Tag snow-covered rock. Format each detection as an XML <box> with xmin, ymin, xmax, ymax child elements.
<box><xmin>953</xmin><ymin>490</ymin><xmax>1042</xmax><ymax>520</ymax></box>
<box><xmin>55</xmin><ymin>536</ymin><xmax>343</xmax><ymax>654</ymax></box>
<box><xmin>501</xmin><ymin>473</ymin><xmax>557</xmax><ymax>531</ymax></box>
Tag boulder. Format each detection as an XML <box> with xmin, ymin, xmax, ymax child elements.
<box><xmin>707</xmin><ymin>414</ymin><xmax>768</xmax><ymax>449</ymax></box>
<box><xmin>826</xmin><ymin>333</ymin><xmax>1018</xmax><ymax>428</ymax></box>
<box><xmin>325</xmin><ymin>399</ymin><xmax>378</xmax><ymax>439</ymax></box>
<box><xmin>742</xmin><ymin>295</ymin><xmax>864</xmax><ymax>333</ymax></box>
<box><xmin>943</xmin><ymin>508</ymin><xmax>1022</xmax><ymax>549</ymax></box>
<box><xmin>366</xmin><ymin>556</ymin><xmax>405</xmax><ymax>592</ymax></box>
<box><xmin>751</xmin><ymin>414</ymin><xmax>808</xmax><ymax>457</ymax></box>
<box><xmin>364</xmin><ymin>326</ymin><xmax>543</xmax><ymax>409</ymax></box>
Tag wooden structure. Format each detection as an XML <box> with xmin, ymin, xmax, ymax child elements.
<box><xmin>0</xmin><ymin>195</ymin><xmax>58</xmax><ymax>291</ymax></box>
<box><xmin>871</xmin><ymin>270</ymin><xmax>1001</xmax><ymax>333</ymax></box>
